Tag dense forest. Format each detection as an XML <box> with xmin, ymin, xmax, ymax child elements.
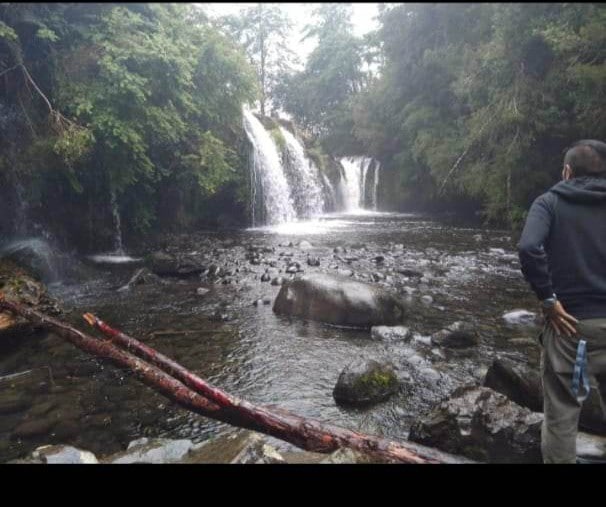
<box><xmin>1</xmin><ymin>3</ymin><xmax>605</xmax><ymax>250</ymax></box>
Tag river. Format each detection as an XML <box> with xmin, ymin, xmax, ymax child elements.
<box><xmin>0</xmin><ymin>211</ymin><xmax>540</xmax><ymax>462</ymax></box>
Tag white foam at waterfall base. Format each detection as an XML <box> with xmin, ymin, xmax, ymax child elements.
<box><xmin>87</xmin><ymin>254</ymin><xmax>142</xmax><ymax>264</ymax></box>
<box><xmin>243</xmin><ymin>109</ymin><xmax>296</xmax><ymax>225</ymax></box>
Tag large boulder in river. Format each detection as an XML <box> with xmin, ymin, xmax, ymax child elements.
<box><xmin>408</xmin><ymin>386</ymin><xmax>543</xmax><ymax>463</ymax></box>
<box><xmin>484</xmin><ymin>357</ymin><xmax>606</xmax><ymax>434</ymax></box>
<box><xmin>333</xmin><ymin>359</ymin><xmax>400</xmax><ymax>407</ymax></box>
<box><xmin>272</xmin><ymin>274</ymin><xmax>407</xmax><ymax>328</ymax></box>
<box><xmin>146</xmin><ymin>252</ymin><xmax>203</xmax><ymax>278</ymax></box>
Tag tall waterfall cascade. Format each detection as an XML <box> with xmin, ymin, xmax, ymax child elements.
<box><xmin>279</xmin><ymin>126</ymin><xmax>325</xmax><ymax>219</ymax></box>
<box><xmin>243</xmin><ymin>107</ymin><xmax>381</xmax><ymax>226</ymax></box>
<box><xmin>243</xmin><ymin>109</ymin><xmax>297</xmax><ymax>226</ymax></box>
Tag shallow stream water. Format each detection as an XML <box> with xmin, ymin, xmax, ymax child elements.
<box><xmin>0</xmin><ymin>211</ymin><xmax>540</xmax><ymax>462</ymax></box>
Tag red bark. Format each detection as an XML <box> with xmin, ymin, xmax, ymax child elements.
<box><xmin>0</xmin><ymin>295</ymin><xmax>449</xmax><ymax>463</ymax></box>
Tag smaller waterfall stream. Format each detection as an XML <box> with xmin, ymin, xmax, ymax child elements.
<box><xmin>109</xmin><ymin>189</ymin><xmax>124</xmax><ymax>255</ymax></box>
<box><xmin>338</xmin><ymin>156</ymin><xmax>374</xmax><ymax>211</ymax></box>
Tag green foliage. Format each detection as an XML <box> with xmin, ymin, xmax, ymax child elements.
<box><xmin>218</xmin><ymin>3</ymin><xmax>296</xmax><ymax>115</ymax></box>
<box><xmin>0</xmin><ymin>20</ymin><xmax>17</xmax><ymax>41</ymax></box>
<box><xmin>350</xmin><ymin>3</ymin><xmax>606</xmax><ymax>227</ymax></box>
<box><xmin>0</xmin><ymin>3</ymin><xmax>257</xmax><ymax>246</ymax></box>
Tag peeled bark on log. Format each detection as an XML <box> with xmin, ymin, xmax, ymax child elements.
<box><xmin>0</xmin><ymin>296</ymin><xmax>454</xmax><ymax>463</ymax></box>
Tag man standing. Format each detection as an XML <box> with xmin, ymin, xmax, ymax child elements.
<box><xmin>518</xmin><ymin>139</ymin><xmax>606</xmax><ymax>463</ymax></box>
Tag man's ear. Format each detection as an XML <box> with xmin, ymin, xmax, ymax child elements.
<box><xmin>563</xmin><ymin>164</ymin><xmax>572</xmax><ymax>181</ymax></box>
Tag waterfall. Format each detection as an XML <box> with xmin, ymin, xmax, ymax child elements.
<box><xmin>372</xmin><ymin>161</ymin><xmax>381</xmax><ymax>211</ymax></box>
<box><xmin>321</xmin><ymin>173</ymin><xmax>337</xmax><ymax>211</ymax></box>
<box><xmin>243</xmin><ymin>109</ymin><xmax>296</xmax><ymax>226</ymax></box>
<box><xmin>338</xmin><ymin>156</ymin><xmax>373</xmax><ymax>211</ymax></box>
<box><xmin>0</xmin><ymin>238</ymin><xmax>59</xmax><ymax>283</ymax></box>
<box><xmin>279</xmin><ymin>126</ymin><xmax>325</xmax><ymax>219</ymax></box>
<box><xmin>109</xmin><ymin>189</ymin><xmax>124</xmax><ymax>255</ymax></box>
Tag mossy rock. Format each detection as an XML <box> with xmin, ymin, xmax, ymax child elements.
<box><xmin>0</xmin><ymin>259</ymin><xmax>61</xmax><ymax>338</ymax></box>
<box><xmin>333</xmin><ymin>359</ymin><xmax>400</xmax><ymax>407</ymax></box>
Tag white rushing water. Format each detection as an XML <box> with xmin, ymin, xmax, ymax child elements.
<box><xmin>243</xmin><ymin>109</ymin><xmax>297</xmax><ymax>225</ymax></box>
<box><xmin>279</xmin><ymin>126</ymin><xmax>325</xmax><ymax>219</ymax></box>
<box><xmin>109</xmin><ymin>189</ymin><xmax>124</xmax><ymax>255</ymax></box>
<box><xmin>338</xmin><ymin>156</ymin><xmax>374</xmax><ymax>211</ymax></box>
<box><xmin>372</xmin><ymin>161</ymin><xmax>381</xmax><ymax>211</ymax></box>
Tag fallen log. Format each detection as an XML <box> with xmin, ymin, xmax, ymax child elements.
<box><xmin>0</xmin><ymin>295</ymin><xmax>456</xmax><ymax>463</ymax></box>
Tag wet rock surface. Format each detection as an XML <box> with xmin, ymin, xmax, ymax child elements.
<box><xmin>431</xmin><ymin>321</ymin><xmax>479</xmax><ymax>349</ymax></box>
<box><xmin>484</xmin><ymin>357</ymin><xmax>606</xmax><ymax>434</ymax></box>
<box><xmin>333</xmin><ymin>359</ymin><xmax>400</xmax><ymax>406</ymax></box>
<box><xmin>273</xmin><ymin>274</ymin><xmax>407</xmax><ymax>327</ymax></box>
<box><xmin>0</xmin><ymin>260</ymin><xmax>61</xmax><ymax>341</ymax></box>
<box><xmin>409</xmin><ymin>386</ymin><xmax>543</xmax><ymax>463</ymax></box>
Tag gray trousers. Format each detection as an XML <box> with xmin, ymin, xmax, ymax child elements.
<box><xmin>541</xmin><ymin>318</ymin><xmax>606</xmax><ymax>463</ymax></box>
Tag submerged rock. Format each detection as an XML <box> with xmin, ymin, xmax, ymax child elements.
<box><xmin>273</xmin><ymin>274</ymin><xmax>407</xmax><ymax>328</ymax></box>
<box><xmin>409</xmin><ymin>386</ymin><xmax>543</xmax><ymax>463</ymax></box>
<box><xmin>147</xmin><ymin>252</ymin><xmax>203</xmax><ymax>278</ymax></box>
<box><xmin>431</xmin><ymin>321</ymin><xmax>479</xmax><ymax>349</ymax></box>
<box><xmin>370</xmin><ymin>326</ymin><xmax>412</xmax><ymax>342</ymax></box>
<box><xmin>333</xmin><ymin>359</ymin><xmax>399</xmax><ymax>407</ymax></box>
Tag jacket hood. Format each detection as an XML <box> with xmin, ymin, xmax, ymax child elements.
<box><xmin>550</xmin><ymin>177</ymin><xmax>606</xmax><ymax>204</ymax></box>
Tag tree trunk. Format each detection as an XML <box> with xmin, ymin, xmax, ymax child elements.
<box><xmin>0</xmin><ymin>296</ymin><xmax>457</xmax><ymax>463</ymax></box>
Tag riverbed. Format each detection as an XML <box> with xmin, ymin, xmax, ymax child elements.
<box><xmin>0</xmin><ymin>211</ymin><xmax>540</xmax><ymax>462</ymax></box>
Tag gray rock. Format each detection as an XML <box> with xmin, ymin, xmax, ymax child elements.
<box><xmin>431</xmin><ymin>321</ymin><xmax>480</xmax><ymax>349</ymax></box>
<box><xmin>409</xmin><ymin>386</ymin><xmax>543</xmax><ymax>463</ymax></box>
<box><xmin>370</xmin><ymin>326</ymin><xmax>412</xmax><ymax>342</ymax></box>
<box><xmin>337</xmin><ymin>269</ymin><xmax>354</xmax><ymax>277</ymax></box>
<box><xmin>372</xmin><ymin>272</ymin><xmax>385</xmax><ymax>282</ymax></box>
<box><xmin>229</xmin><ymin>434</ymin><xmax>285</xmax><ymax>464</ymax></box>
<box><xmin>196</xmin><ymin>287</ymin><xmax>210</xmax><ymax>296</ymax></box>
<box><xmin>147</xmin><ymin>252</ymin><xmax>203</xmax><ymax>278</ymax></box>
<box><xmin>260</xmin><ymin>272</ymin><xmax>271</xmax><ymax>282</ymax></box>
<box><xmin>484</xmin><ymin>357</ymin><xmax>606</xmax><ymax>434</ymax></box>
<box><xmin>320</xmin><ymin>448</ymin><xmax>377</xmax><ymax>464</ymax></box>
<box><xmin>185</xmin><ymin>430</ymin><xmax>285</xmax><ymax>464</ymax></box>
<box><xmin>33</xmin><ymin>445</ymin><xmax>98</xmax><ymax>464</ymax></box>
<box><xmin>421</xmin><ymin>295</ymin><xmax>433</xmax><ymax>305</ymax></box>
<box><xmin>502</xmin><ymin>309</ymin><xmax>539</xmax><ymax>327</ymax></box>
<box><xmin>333</xmin><ymin>359</ymin><xmax>399</xmax><ymax>407</ymax></box>
<box><xmin>273</xmin><ymin>274</ymin><xmax>407</xmax><ymax>328</ymax></box>
<box><xmin>298</xmin><ymin>240</ymin><xmax>313</xmax><ymax>250</ymax></box>
<box><xmin>307</xmin><ymin>256</ymin><xmax>320</xmax><ymax>267</ymax></box>
<box><xmin>108</xmin><ymin>438</ymin><xmax>195</xmax><ymax>464</ymax></box>
<box><xmin>396</xmin><ymin>268</ymin><xmax>424</xmax><ymax>278</ymax></box>
<box><xmin>271</xmin><ymin>277</ymin><xmax>284</xmax><ymax>286</ymax></box>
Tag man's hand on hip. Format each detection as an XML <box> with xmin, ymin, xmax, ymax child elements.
<box><xmin>542</xmin><ymin>300</ymin><xmax>579</xmax><ymax>337</ymax></box>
